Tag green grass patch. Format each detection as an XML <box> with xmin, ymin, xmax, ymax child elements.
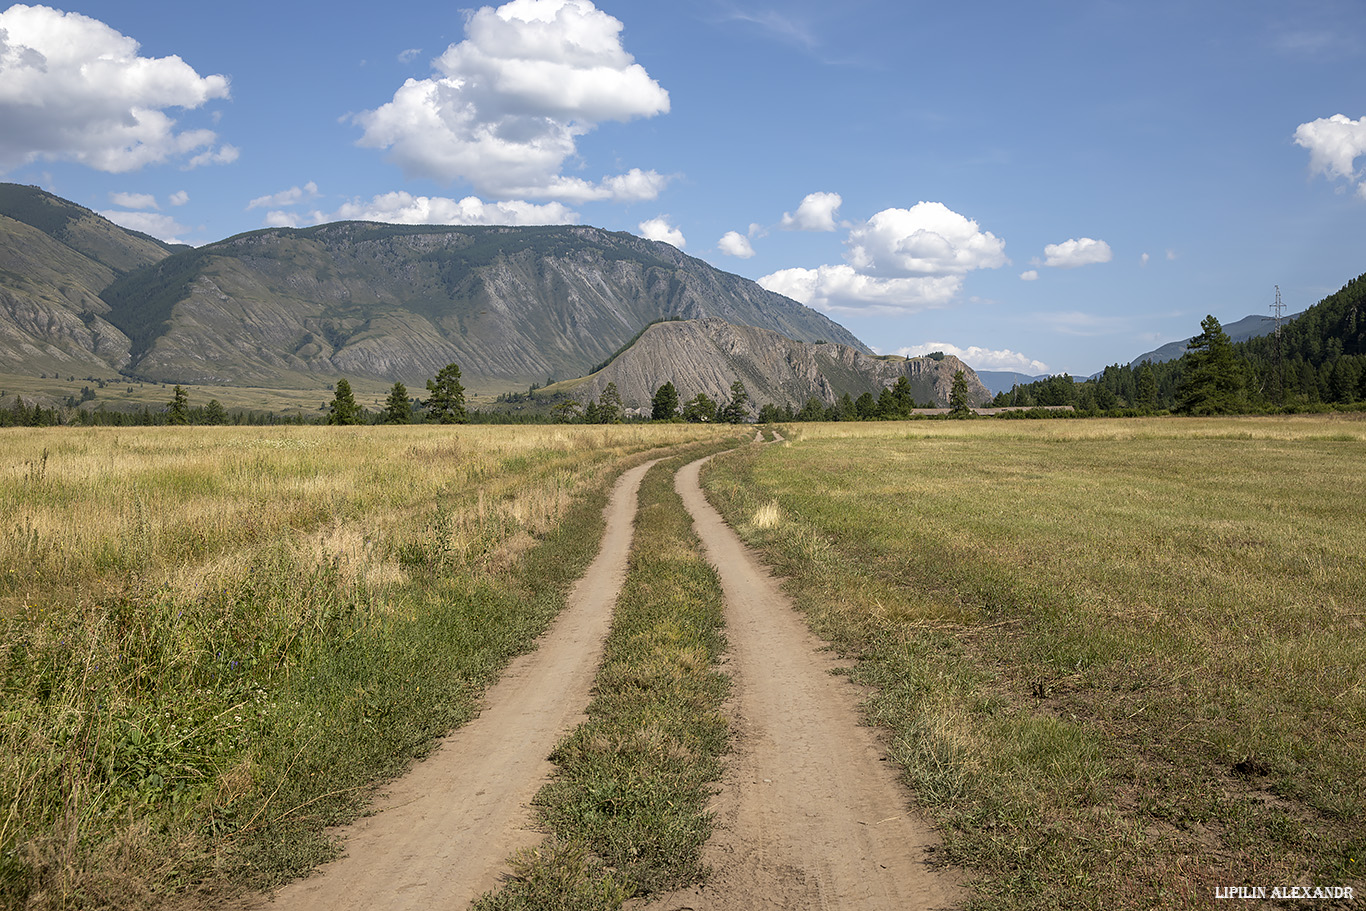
<box><xmin>701</xmin><ymin>417</ymin><xmax>1364</xmax><ymax>911</ymax></box>
<box><xmin>0</xmin><ymin>424</ymin><xmax>737</xmax><ymax>910</ymax></box>
<box><xmin>475</xmin><ymin>449</ymin><xmax>732</xmax><ymax>910</ymax></box>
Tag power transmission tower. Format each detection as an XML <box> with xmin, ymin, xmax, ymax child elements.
<box><xmin>1272</xmin><ymin>285</ymin><xmax>1285</xmax><ymax>404</ymax></box>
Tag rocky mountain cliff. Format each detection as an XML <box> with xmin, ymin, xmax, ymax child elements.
<box><xmin>556</xmin><ymin>318</ymin><xmax>991</xmax><ymax>409</ymax></box>
<box><xmin>0</xmin><ymin>184</ymin><xmax>174</xmax><ymax>375</ymax></box>
<box><xmin>98</xmin><ymin>221</ymin><xmax>868</xmax><ymax>390</ymax></box>
<box><xmin>1</xmin><ymin>184</ymin><xmax>868</xmax><ymax>391</ymax></box>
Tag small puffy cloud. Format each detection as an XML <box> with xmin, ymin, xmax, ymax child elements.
<box><xmin>0</xmin><ymin>5</ymin><xmax>232</xmax><ymax>173</ymax></box>
<box><xmin>248</xmin><ymin>181</ymin><xmax>321</xmax><ymax>210</ymax></box>
<box><xmin>168</xmin><ymin>190</ymin><xmax>189</xmax><ymax>206</ymax></box>
<box><xmin>638</xmin><ymin>216</ymin><xmax>685</xmax><ymax>248</ymax></box>
<box><xmin>1042</xmin><ymin>237</ymin><xmax>1113</xmax><ymax>268</ymax></box>
<box><xmin>353</xmin><ymin>0</ymin><xmax>668</xmax><ymax>201</ymax></box>
<box><xmin>759</xmin><ymin>265</ymin><xmax>962</xmax><ymax>315</ymax></box>
<box><xmin>847</xmin><ymin>202</ymin><xmax>1007</xmax><ymax>277</ymax></box>
<box><xmin>890</xmin><ymin>341</ymin><xmax>1049</xmax><ymax>374</ymax></box>
<box><xmin>186</xmin><ymin>144</ymin><xmax>239</xmax><ymax>169</ymax></box>
<box><xmin>1141</xmin><ymin>252</ymin><xmax>1150</xmax><ymax>266</ymax></box>
<box><xmin>508</xmin><ymin>167</ymin><xmax>671</xmax><ymax>203</ymax></box>
<box><xmin>780</xmin><ymin>191</ymin><xmax>842</xmax><ymax>231</ymax></box>
<box><xmin>1020</xmin><ymin>269</ymin><xmax>1039</xmax><ymax>281</ymax></box>
<box><xmin>759</xmin><ymin>201</ymin><xmax>1006</xmax><ymax>314</ymax></box>
<box><xmin>264</xmin><ymin>210</ymin><xmax>303</xmax><ymax>228</ymax></box>
<box><xmin>332</xmin><ymin>191</ymin><xmax>576</xmax><ymax>226</ymax></box>
<box><xmin>718</xmin><ymin>230</ymin><xmax>755</xmax><ymax>258</ymax></box>
<box><xmin>110</xmin><ymin>191</ymin><xmax>158</xmax><ymax>210</ymax></box>
<box><xmin>398</xmin><ymin>48</ymin><xmax>422</xmax><ymax>64</ymax></box>
<box><xmin>100</xmin><ymin>209</ymin><xmax>190</xmax><ymax>244</ymax></box>
<box><xmin>1294</xmin><ymin>114</ymin><xmax>1366</xmax><ymax>187</ymax></box>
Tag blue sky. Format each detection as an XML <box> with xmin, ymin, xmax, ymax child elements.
<box><xmin>2</xmin><ymin>0</ymin><xmax>1364</xmax><ymax>376</ymax></box>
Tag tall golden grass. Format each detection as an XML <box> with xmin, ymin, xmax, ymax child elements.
<box><xmin>0</xmin><ymin>422</ymin><xmax>732</xmax><ymax>909</ymax></box>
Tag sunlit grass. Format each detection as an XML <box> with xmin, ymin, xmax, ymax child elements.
<box><xmin>703</xmin><ymin>415</ymin><xmax>1365</xmax><ymax>910</ymax></box>
<box><xmin>0</xmin><ymin>422</ymin><xmax>737</xmax><ymax>910</ymax></box>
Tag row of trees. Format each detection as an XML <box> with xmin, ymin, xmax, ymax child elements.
<box><xmin>561</xmin><ymin>371</ymin><xmax>973</xmax><ymax>425</ymax></box>
<box><xmin>327</xmin><ymin>363</ymin><xmax>468</xmax><ymax>425</ymax></box>
<box><xmin>994</xmin><ymin>276</ymin><xmax>1366</xmax><ymax>414</ymax></box>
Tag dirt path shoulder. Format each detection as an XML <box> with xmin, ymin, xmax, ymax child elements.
<box><xmin>252</xmin><ymin>459</ymin><xmax>660</xmax><ymax>911</ymax></box>
<box><xmin>657</xmin><ymin>454</ymin><xmax>960</xmax><ymax>910</ymax></box>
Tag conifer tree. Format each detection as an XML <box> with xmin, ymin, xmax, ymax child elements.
<box><xmin>426</xmin><ymin>363</ymin><xmax>467</xmax><ymax>424</ymax></box>
<box><xmin>327</xmin><ymin>378</ymin><xmax>364</xmax><ymax>425</ymax></box>
<box><xmin>383</xmin><ymin>382</ymin><xmax>412</xmax><ymax>424</ymax></box>
<box><xmin>1175</xmin><ymin>315</ymin><xmax>1246</xmax><ymax>414</ymax></box>
<box><xmin>651</xmin><ymin>381</ymin><xmax>680</xmax><ymax>420</ymax></box>
<box><xmin>949</xmin><ymin>370</ymin><xmax>972</xmax><ymax>417</ymax></box>
<box><xmin>167</xmin><ymin>385</ymin><xmax>189</xmax><ymax>424</ymax></box>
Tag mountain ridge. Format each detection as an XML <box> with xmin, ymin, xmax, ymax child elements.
<box><xmin>552</xmin><ymin>317</ymin><xmax>992</xmax><ymax>410</ymax></box>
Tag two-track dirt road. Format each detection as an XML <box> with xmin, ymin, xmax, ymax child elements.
<box><xmin>254</xmin><ymin>458</ymin><xmax>659</xmax><ymax>911</ymax></box>
<box><xmin>253</xmin><ymin>442</ymin><xmax>958</xmax><ymax>910</ymax></box>
<box><xmin>652</xmin><ymin>454</ymin><xmax>960</xmax><ymax>910</ymax></box>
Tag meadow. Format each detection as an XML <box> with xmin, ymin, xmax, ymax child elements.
<box><xmin>0</xmin><ymin>422</ymin><xmax>738</xmax><ymax>909</ymax></box>
<box><xmin>702</xmin><ymin>416</ymin><xmax>1364</xmax><ymax>910</ymax></box>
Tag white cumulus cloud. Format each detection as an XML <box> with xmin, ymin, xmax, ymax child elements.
<box><xmin>759</xmin><ymin>265</ymin><xmax>962</xmax><ymax>316</ymax></box>
<box><xmin>780</xmin><ymin>191</ymin><xmax>842</xmax><ymax>231</ymax></box>
<box><xmin>168</xmin><ymin>190</ymin><xmax>189</xmax><ymax>206</ymax></box>
<box><xmin>110</xmin><ymin>191</ymin><xmax>158</xmax><ymax>210</ymax></box>
<box><xmin>889</xmin><ymin>341</ymin><xmax>1049</xmax><ymax>374</ymax></box>
<box><xmin>847</xmin><ymin>202</ymin><xmax>1007</xmax><ymax>276</ymax></box>
<box><xmin>1294</xmin><ymin>114</ymin><xmax>1366</xmax><ymax>186</ymax></box>
<box><xmin>332</xmin><ymin>191</ymin><xmax>576</xmax><ymax>226</ymax></box>
<box><xmin>0</xmin><ymin>5</ymin><xmax>232</xmax><ymax>173</ymax></box>
<box><xmin>638</xmin><ymin>216</ymin><xmax>685</xmax><ymax>248</ymax></box>
<box><xmin>100</xmin><ymin>210</ymin><xmax>190</xmax><ymax>244</ymax></box>
<box><xmin>718</xmin><ymin>230</ymin><xmax>755</xmax><ymax>258</ymax></box>
<box><xmin>353</xmin><ymin>0</ymin><xmax>669</xmax><ymax>202</ymax></box>
<box><xmin>759</xmin><ymin>201</ymin><xmax>1007</xmax><ymax>314</ymax></box>
<box><xmin>1020</xmin><ymin>269</ymin><xmax>1038</xmax><ymax>281</ymax></box>
<box><xmin>1042</xmin><ymin>237</ymin><xmax>1113</xmax><ymax>268</ymax></box>
<box><xmin>248</xmin><ymin>181</ymin><xmax>321</xmax><ymax>210</ymax></box>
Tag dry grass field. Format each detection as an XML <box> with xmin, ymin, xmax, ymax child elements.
<box><xmin>702</xmin><ymin>415</ymin><xmax>1364</xmax><ymax>910</ymax></box>
<box><xmin>0</xmin><ymin>422</ymin><xmax>736</xmax><ymax>909</ymax></box>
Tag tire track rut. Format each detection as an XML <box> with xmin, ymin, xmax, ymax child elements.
<box><xmin>252</xmin><ymin>459</ymin><xmax>660</xmax><ymax>911</ymax></box>
<box><xmin>648</xmin><ymin>453</ymin><xmax>960</xmax><ymax>910</ymax></box>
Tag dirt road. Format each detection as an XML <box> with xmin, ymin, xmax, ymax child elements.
<box><xmin>252</xmin><ymin>459</ymin><xmax>660</xmax><ymax>911</ymax></box>
<box><xmin>656</xmin><ymin>454</ymin><xmax>960</xmax><ymax>910</ymax></box>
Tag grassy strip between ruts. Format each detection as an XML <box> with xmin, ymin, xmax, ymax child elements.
<box><xmin>474</xmin><ymin>448</ymin><xmax>734</xmax><ymax>910</ymax></box>
<box><xmin>700</xmin><ymin>417</ymin><xmax>1364</xmax><ymax>911</ymax></box>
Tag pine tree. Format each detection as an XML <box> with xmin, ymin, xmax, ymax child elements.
<box><xmin>651</xmin><ymin>381</ymin><xmax>679</xmax><ymax>420</ymax></box>
<box><xmin>426</xmin><ymin>363</ymin><xmax>467</xmax><ymax>424</ymax></box>
<box><xmin>383</xmin><ymin>382</ymin><xmax>412</xmax><ymax>424</ymax></box>
<box><xmin>167</xmin><ymin>385</ymin><xmax>189</xmax><ymax>424</ymax></box>
<box><xmin>949</xmin><ymin>370</ymin><xmax>973</xmax><ymax>417</ymax></box>
<box><xmin>596</xmin><ymin>382</ymin><xmax>623</xmax><ymax>423</ymax></box>
<box><xmin>721</xmin><ymin>380</ymin><xmax>750</xmax><ymax>423</ymax></box>
<box><xmin>203</xmin><ymin>399</ymin><xmax>228</xmax><ymax>425</ymax></box>
<box><xmin>683</xmin><ymin>393</ymin><xmax>717</xmax><ymax>423</ymax></box>
<box><xmin>1175</xmin><ymin>315</ymin><xmax>1246</xmax><ymax>414</ymax></box>
<box><xmin>327</xmin><ymin>379</ymin><xmax>364</xmax><ymax>425</ymax></box>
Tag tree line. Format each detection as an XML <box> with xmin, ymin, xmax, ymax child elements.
<box><xmin>992</xmin><ymin>274</ymin><xmax>1366</xmax><ymax>415</ymax></box>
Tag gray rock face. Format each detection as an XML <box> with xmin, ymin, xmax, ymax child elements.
<box><xmin>101</xmin><ymin>223</ymin><xmax>869</xmax><ymax>389</ymax></box>
<box><xmin>563</xmin><ymin>318</ymin><xmax>992</xmax><ymax>409</ymax></box>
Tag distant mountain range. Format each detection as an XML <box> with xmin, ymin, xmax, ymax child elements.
<box><xmin>1</xmin><ymin>183</ymin><xmax>866</xmax><ymax>393</ymax></box>
<box><xmin>975</xmin><ymin>370</ymin><xmax>1050</xmax><ymax>396</ymax></box>
<box><xmin>554</xmin><ymin>318</ymin><xmax>992</xmax><ymax>410</ymax></box>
